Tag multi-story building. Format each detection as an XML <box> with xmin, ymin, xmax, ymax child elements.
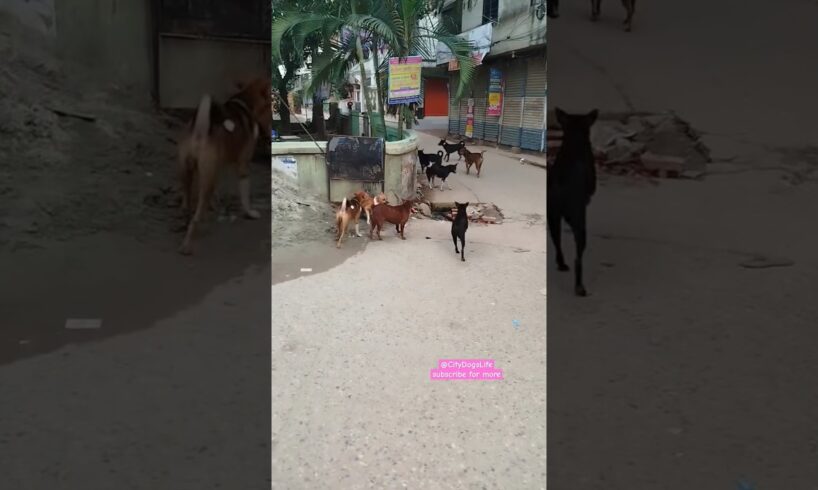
<box><xmin>437</xmin><ymin>0</ymin><xmax>547</xmax><ymax>152</ymax></box>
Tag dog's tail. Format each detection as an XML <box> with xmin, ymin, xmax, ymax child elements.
<box><xmin>340</xmin><ymin>197</ymin><xmax>348</xmax><ymax>213</ymax></box>
<box><xmin>191</xmin><ymin>95</ymin><xmax>212</xmax><ymax>142</ymax></box>
<box><xmin>437</xmin><ymin>150</ymin><xmax>444</xmax><ymax>157</ymax></box>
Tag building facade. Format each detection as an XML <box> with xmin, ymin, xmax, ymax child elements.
<box><xmin>440</xmin><ymin>0</ymin><xmax>547</xmax><ymax>152</ymax></box>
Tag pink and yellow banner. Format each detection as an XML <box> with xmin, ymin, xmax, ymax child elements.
<box><xmin>388</xmin><ymin>56</ymin><xmax>422</xmax><ymax>104</ymax></box>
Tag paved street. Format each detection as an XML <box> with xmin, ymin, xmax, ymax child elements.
<box><xmin>548</xmin><ymin>0</ymin><xmax>818</xmax><ymax>488</ymax></box>
<box><xmin>271</xmin><ymin>126</ymin><xmax>549</xmax><ymax>488</ymax></box>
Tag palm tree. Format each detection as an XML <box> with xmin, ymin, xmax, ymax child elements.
<box><xmin>273</xmin><ymin>0</ymin><xmax>476</xmax><ymax>139</ymax></box>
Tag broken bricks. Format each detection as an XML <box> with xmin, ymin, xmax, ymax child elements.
<box><xmin>640</xmin><ymin>152</ymin><xmax>685</xmax><ymax>178</ymax></box>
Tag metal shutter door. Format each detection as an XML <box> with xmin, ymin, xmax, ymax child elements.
<box><xmin>471</xmin><ymin>67</ymin><xmax>488</xmax><ymax>140</ymax></box>
<box><xmin>500</xmin><ymin>59</ymin><xmax>526</xmax><ymax>147</ymax></box>
<box><xmin>521</xmin><ymin>56</ymin><xmax>546</xmax><ymax>151</ymax></box>
<box><xmin>448</xmin><ymin>73</ymin><xmax>460</xmax><ymax>134</ymax></box>
<box><xmin>458</xmin><ymin>93</ymin><xmax>469</xmax><ymax>136</ymax></box>
<box><xmin>484</xmin><ymin>65</ymin><xmax>501</xmax><ymax>143</ymax></box>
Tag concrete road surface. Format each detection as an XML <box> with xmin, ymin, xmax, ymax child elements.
<box><xmin>548</xmin><ymin>0</ymin><xmax>818</xmax><ymax>488</ymax></box>
<box><xmin>271</xmin><ymin>127</ymin><xmax>549</xmax><ymax>488</ymax></box>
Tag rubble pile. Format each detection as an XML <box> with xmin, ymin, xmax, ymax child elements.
<box><xmin>417</xmin><ymin>202</ymin><xmax>503</xmax><ymax>224</ymax></box>
<box><xmin>547</xmin><ymin>112</ymin><xmax>710</xmax><ymax>180</ymax></box>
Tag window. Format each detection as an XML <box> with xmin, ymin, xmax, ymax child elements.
<box><xmin>483</xmin><ymin>0</ymin><xmax>499</xmax><ymax>24</ymax></box>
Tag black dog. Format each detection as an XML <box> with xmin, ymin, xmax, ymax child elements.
<box><xmin>547</xmin><ymin>107</ymin><xmax>597</xmax><ymax>297</ymax></box>
<box><xmin>426</xmin><ymin>163</ymin><xmax>457</xmax><ymax>191</ymax></box>
<box><xmin>591</xmin><ymin>0</ymin><xmax>636</xmax><ymax>32</ymax></box>
<box><xmin>547</xmin><ymin>0</ymin><xmax>559</xmax><ymax>18</ymax></box>
<box><xmin>417</xmin><ymin>149</ymin><xmax>444</xmax><ymax>172</ymax></box>
<box><xmin>451</xmin><ymin>201</ymin><xmax>469</xmax><ymax>262</ymax></box>
<box><xmin>438</xmin><ymin>139</ymin><xmax>465</xmax><ymax>162</ymax></box>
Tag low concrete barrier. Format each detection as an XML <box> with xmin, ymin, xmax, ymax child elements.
<box><xmin>271</xmin><ymin>132</ymin><xmax>418</xmax><ymax>203</ymax></box>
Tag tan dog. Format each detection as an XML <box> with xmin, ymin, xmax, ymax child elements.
<box><xmin>353</xmin><ymin>190</ymin><xmax>389</xmax><ymax>230</ymax></box>
<box><xmin>458</xmin><ymin>147</ymin><xmax>486</xmax><ymax>178</ymax></box>
<box><xmin>177</xmin><ymin>77</ymin><xmax>270</xmax><ymax>255</ymax></box>
<box><xmin>335</xmin><ymin>196</ymin><xmax>363</xmax><ymax>248</ymax></box>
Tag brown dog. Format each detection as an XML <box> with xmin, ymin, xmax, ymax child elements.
<box><xmin>353</xmin><ymin>190</ymin><xmax>388</xmax><ymax>229</ymax></box>
<box><xmin>458</xmin><ymin>147</ymin><xmax>486</xmax><ymax>178</ymax></box>
<box><xmin>335</xmin><ymin>196</ymin><xmax>363</xmax><ymax>248</ymax></box>
<box><xmin>176</xmin><ymin>77</ymin><xmax>270</xmax><ymax>255</ymax></box>
<box><xmin>370</xmin><ymin>199</ymin><xmax>415</xmax><ymax>241</ymax></box>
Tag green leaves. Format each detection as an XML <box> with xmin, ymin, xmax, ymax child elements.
<box><xmin>272</xmin><ymin>0</ymin><xmax>480</xmax><ymax>129</ymax></box>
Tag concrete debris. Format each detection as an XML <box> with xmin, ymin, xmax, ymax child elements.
<box><xmin>438</xmin><ymin>202</ymin><xmax>504</xmax><ymax>224</ymax></box>
<box><xmin>550</xmin><ymin>112</ymin><xmax>711</xmax><ymax>180</ymax></box>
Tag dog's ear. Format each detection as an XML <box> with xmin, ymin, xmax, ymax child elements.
<box><xmin>454</xmin><ymin>201</ymin><xmax>461</xmax><ymax>206</ymax></box>
<box><xmin>464</xmin><ymin>202</ymin><xmax>469</xmax><ymax>207</ymax></box>
<box><xmin>555</xmin><ymin>107</ymin><xmax>567</xmax><ymax>126</ymax></box>
<box><xmin>586</xmin><ymin>109</ymin><xmax>599</xmax><ymax>125</ymax></box>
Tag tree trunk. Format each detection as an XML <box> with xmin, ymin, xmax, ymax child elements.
<box><xmin>371</xmin><ymin>36</ymin><xmax>388</xmax><ymax>138</ymax></box>
<box><xmin>397</xmin><ymin>103</ymin><xmax>404</xmax><ymax>140</ymax></box>
<box><xmin>276</xmin><ymin>83</ymin><xmax>291</xmax><ymax>135</ymax></box>
<box><xmin>354</xmin><ymin>38</ymin><xmax>375</xmax><ymax>137</ymax></box>
<box><xmin>312</xmin><ymin>92</ymin><xmax>326</xmax><ymax>140</ymax></box>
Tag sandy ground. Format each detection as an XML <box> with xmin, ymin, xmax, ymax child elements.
<box><xmin>0</xmin><ymin>11</ymin><xmax>275</xmax><ymax>487</ymax></box>
<box><xmin>548</xmin><ymin>0</ymin><xmax>818</xmax><ymax>488</ymax></box>
<box><xmin>0</xmin><ymin>10</ymin><xmax>275</xmax><ymax>365</ymax></box>
<box><xmin>271</xmin><ymin>128</ymin><xmax>549</xmax><ymax>488</ymax></box>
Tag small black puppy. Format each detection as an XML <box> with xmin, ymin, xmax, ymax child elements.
<box><xmin>426</xmin><ymin>163</ymin><xmax>457</xmax><ymax>191</ymax></box>
<box><xmin>547</xmin><ymin>107</ymin><xmax>598</xmax><ymax>297</ymax></box>
<box><xmin>451</xmin><ymin>201</ymin><xmax>469</xmax><ymax>262</ymax></box>
<box><xmin>417</xmin><ymin>149</ymin><xmax>444</xmax><ymax>172</ymax></box>
<box><xmin>438</xmin><ymin>139</ymin><xmax>465</xmax><ymax>162</ymax></box>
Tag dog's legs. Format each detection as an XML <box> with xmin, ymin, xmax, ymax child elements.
<box><xmin>237</xmin><ymin>162</ymin><xmax>261</xmax><ymax>219</ymax></box>
<box><xmin>452</xmin><ymin>231</ymin><xmax>459</xmax><ymax>254</ymax></box>
<box><xmin>566</xmin><ymin>209</ymin><xmax>588</xmax><ymax>296</ymax></box>
<box><xmin>466</xmin><ymin>164</ymin><xmax>470</xmax><ymax>175</ymax></box>
<box><xmin>336</xmin><ymin>216</ymin><xmax>345</xmax><ymax>248</ymax></box>
<box><xmin>573</xmin><ymin>223</ymin><xmax>587</xmax><ymax>296</ymax></box>
<box><xmin>399</xmin><ymin>222</ymin><xmax>406</xmax><ymax>240</ymax></box>
<box><xmin>622</xmin><ymin>0</ymin><xmax>634</xmax><ymax>31</ymax></box>
<box><xmin>547</xmin><ymin>206</ymin><xmax>569</xmax><ymax>271</ymax></box>
<box><xmin>459</xmin><ymin>235</ymin><xmax>466</xmax><ymax>261</ymax></box>
<box><xmin>355</xmin><ymin>222</ymin><xmax>362</xmax><ymax>237</ymax></box>
<box><xmin>590</xmin><ymin>0</ymin><xmax>601</xmax><ymax>20</ymax></box>
<box><xmin>179</xmin><ymin>154</ymin><xmax>195</xmax><ymax>213</ymax></box>
<box><xmin>179</xmin><ymin>155</ymin><xmax>216</xmax><ymax>255</ymax></box>
<box><xmin>365</xmin><ymin>209</ymin><xmax>371</xmax><ymax>225</ymax></box>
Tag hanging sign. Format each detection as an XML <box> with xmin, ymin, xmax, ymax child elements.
<box><xmin>487</xmin><ymin>67</ymin><xmax>503</xmax><ymax>116</ymax></box>
<box><xmin>388</xmin><ymin>56</ymin><xmax>423</xmax><ymax>104</ymax></box>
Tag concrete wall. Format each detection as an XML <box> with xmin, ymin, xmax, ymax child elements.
<box><xmin>457</xmin><ymin>0</ymin><xmax>546</xmax><ymax>57</ymax></box>
<box><xmin>159</xmin><ymin>36</ymin><xmax>269</xmax><ymax>108</ymax></box>
<box><xmin>271</xmin><ymin>132</ymin><xmax>418</xmax><ymax>203</ymax></box>
<box><xmin>53</xmin><ymin>0</ymin><xmax>152</xmax><ymax>94</ymax></box>
<box><xmin>461</xmin><ymin>0</ymin><xmax>485</xmax><ymax>32</ymax></box>
<box><xmin>492</xmin><ymin>0</ymin><xmax>546</xmax><ymax>56</ymax></box>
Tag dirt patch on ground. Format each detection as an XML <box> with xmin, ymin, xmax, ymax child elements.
<box><xmin>0</xmin><ymin>15</ymin><xmax>278</xmax><ymax>253</ymax></box>
<box><xmin>271</xmin><ymin>168</ymin><xmax>335</xmax><ymax>249</ymax></box>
